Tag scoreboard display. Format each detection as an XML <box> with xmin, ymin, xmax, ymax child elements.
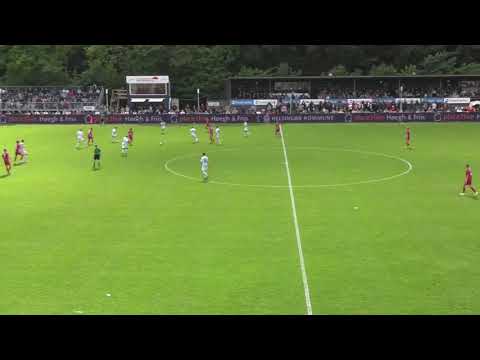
<box><xmin>129</xmin><ymin>83</ymin><xmax>167</xmax><ymax>96</ymax></box>
<box><xmin>126</xmin><ymin>76</ymin><xmax>170</xmax><ymax>97</ymax></box>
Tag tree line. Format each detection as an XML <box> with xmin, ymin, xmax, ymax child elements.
<box><xmin>1</xmin><ymin>45</ymin><xmax>480</xmax><ymax>100</ymax></box>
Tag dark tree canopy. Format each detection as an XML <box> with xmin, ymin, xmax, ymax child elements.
<box><xmin>1</xmin><ymin>45</ymin><xmax>480</xmax><ymax>99</ymax></box>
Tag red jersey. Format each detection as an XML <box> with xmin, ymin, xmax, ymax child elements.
<box><xmin>88</xmin><ymin>130</ymin><xmax>93</xmax><ymax>138</ymax></box>
<box><xmin>406</xmin><ymin>129</ymin><xmax>410</xmax><ymax>139</ymax></box>
<box><xmin>15</xmin><ymin>143</ymin><xmax>21</xmax><ymax>154</ymax></box>
<box><xmin>466</xmin><ymin>168</ymin><xmax>473</xmax><ymax>180</ymax></box>
<box><xmin>208</xmin><ymin>127</ymin><xmax>213</xmax><ymax>137</ymax></box>
<box><xmin>128</xmin><ymin>130</ymin><xmax>133</xmax><ymax>138</ymax></box>
<box><xmin>2</xmin><ymin>152</ymin><xmax>10</xmax><ymax>165</ymax></box>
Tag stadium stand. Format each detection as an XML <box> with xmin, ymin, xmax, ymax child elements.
<box><xmin>1</xmin><ymin>80</ymin><xmax>479</xmax><ymax>116</ymax></box>
<box><xmin>0</xmin><ymin>85</ymin><xmax>104</xmax><ymax>114</ymax></box>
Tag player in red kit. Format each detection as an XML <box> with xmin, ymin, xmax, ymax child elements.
<box><xmin>14</xmin><ymin>140</ymin><xmax>22</xmax><ymax>162</ymax></box>
<box><xmin>460</xmin><ymin>164</ymin><xmax>478</xmax><ymax>196</ymax></box>
<box><xmin>405</xmin><ymin>127</ymin><xmax>412</xmax><ymax>149</ymax></box>
<box><xmin>275</xmin><ymin>122</ymin><xmax>281</xmax><ymax>136</ymax></box>
<box><xmin>205</xmin><ymin>118</ymin><xmax>210</xmax><ymax>131</ymax></box>
<box><xmin>87</xmin><ymin>128</ymin><xmax>94</xmax><ymax>146</ymax></box>
<box><xmin>208</xmin><ymin>125</ymin><xmax>214</xmax><ymax>144</ymax></box>
<box><xmin>128</xmin><ymin>128</ymin><xmax>134</xmax><ymax>145</ymax></box>
<box><xmin>2</xmin><ymin>148</ymin><xmax>11</xmax><ymax>175</ymax></box>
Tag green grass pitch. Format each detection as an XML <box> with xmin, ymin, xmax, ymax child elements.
<box><xmin>1</xmin><ymin>121</ymin><xmax>479</xmax><ymax>314</ymax></box>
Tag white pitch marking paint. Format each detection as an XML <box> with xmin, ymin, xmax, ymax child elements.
<box><xmin>164</xmin><ymin>147</ymin><xmax>413</xmax><ymax>189</ymax></box>
<box><xmin>279</xmin><ymin>125</ymin><xmax>313</xmax><ymax>316</ymax></box>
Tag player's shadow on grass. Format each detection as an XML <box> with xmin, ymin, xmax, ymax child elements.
<box><xmin>467</xmin><ymin>195</ymin><xmax>479</xmax><ymax>200</ymax></box>
<box><xmin>0</xmin><ymin>174</ymin><xmax>9</xmax><ymax>179</ymax></box>
<box><xmin>13</xmin><ymin>162</ymin><xmax>25</xmax><ymax>167</ymax></box>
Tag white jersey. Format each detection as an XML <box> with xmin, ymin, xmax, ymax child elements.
<box><xmin>122</xmin><ymin>137</ymin><xmax>129</xmax><ymax>148</ymax></box>
<box><xmin>112</xmin><ymin>128</ymin><xmax>118</xmax><ymax>137</ymax></box>
<box><xmin>200</xmin><ymin>155</ymin><xmax>208</xmax><ymax>169</ymax></box>
<box><xmin>161</xmin><ymin>121</ymin><xmax>166</xmax><ymax>129</ymax></box>
<box><xmin>77</xmin><ymin>130</ymin><xmax>84</xmax><ymax>140</ymax></box>
<box><xmin>215</xmin><ymin>128</ymin><xmax>220</xmax><ymax>136</ymax></box>
<box><xmin>244</xmin><ymin>121</ymin><xmax>248</xmax><ymax>128</ymax></box>
<box><xmin>190</xmin><ymin>128</ymin><xmax>197</xmax><ymax>136</ymax></box>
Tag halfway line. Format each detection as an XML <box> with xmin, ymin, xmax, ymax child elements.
<box><xmin>279</xmin><ymin>125</ymin><xmax>313</xmax><ymax>315</ymax></box>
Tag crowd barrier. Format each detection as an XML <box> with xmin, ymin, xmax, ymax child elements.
<box><xmin>1</xmin><ymin>112</ymin><xmax>480</xmax><ymax>124</ymax></box>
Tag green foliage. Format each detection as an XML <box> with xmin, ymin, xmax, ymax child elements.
<box><xmin>329</xmin><ymin>64</ymin><xmax>349</xmax><ymax>76</ymax></box>
<box><xmin>237</xmin><ymin>65</ymin><xmax>277</xmax><ymax>76</ymax></box>
<box><xmin>369</xmin><ymin>63</ymin><xmax>398</xmax><ymax>76</ymax></box>
<box><xmin>0</xmin><ymin>45</ymin><xmax>480</xmax><ymax>97</ymax></box>
<box><xmin>455</xmin><ymin>63</ymin><xmax>480</xmax><ymax>74</ymax></box>
<box><xmin>350</xmin><ymin>68</ymin><xmax>364</xmax><ymax>76</ymax></box>
<box><xmin>398</xmin><ymin>64</ymin><xmax>418</xmax><ymax>75</ymax></box>
<box><xmin>418</xmin><ymin>51</ymin><xmax>458</xmax><ymax>74</ymax></box>
<box><xmin>4</xmin><ymin>46</ymin><xmax>69</xmax><ymax>85</ymax></box>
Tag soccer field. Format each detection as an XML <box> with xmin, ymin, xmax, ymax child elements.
<box><xmin>1</xmin><ymin>121</ymin><xmax>479</xmax><ymax>314</ymax></box>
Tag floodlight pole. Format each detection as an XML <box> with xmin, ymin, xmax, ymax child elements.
<box><xmin>197</xmin><ymin>88</ymin><xmax>200</xmax><ymax>112</ymax></box>
<box><xmin>105</xmin><ymin>88</ymin><xmax>109</xmax><ymax>113</ymax></box>
<box><xmin>400</xmin><ymin>86</ymin><xmax>403</xmax><ymax>113</ymax></box>
<box><xmin>168</xmin><ymin>81</ymin><xmax>172</xmax><ymax>111</ymax></box>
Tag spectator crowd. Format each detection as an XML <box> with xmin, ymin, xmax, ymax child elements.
<box><xmin>0</xmin><ymin>81</ymin><xmax>479</xmax><ymax>116</ymax></box>
<box><xmin>233</xmin><ymin>79</ymin><xmax>480</xmax><ymax>100</ymax></box>
<box><xmin>0</xmin><ymin>86</ymin><xmax>103</xmax><ymax>113</ymax></box>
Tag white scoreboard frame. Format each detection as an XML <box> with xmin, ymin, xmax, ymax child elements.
<box><xmin>126</xmin><ymin>76</ymin><xmax>171</xmax><ymax>97</ymax></box>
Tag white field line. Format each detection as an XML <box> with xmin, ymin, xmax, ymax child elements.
<box><xmin>279</xmin><ymin>125</ymin><xmax>313</xmax><ymax>315</ymax></box>
<box><xmin>164</xmin><ymin>147</ymin><xmax>413</xmax><ymax>189</ymax></box>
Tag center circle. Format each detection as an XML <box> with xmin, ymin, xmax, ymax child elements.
<box><xmin>164</xmin><ymin>147</ymin><xmax>413</xmax><ymax>189</ymax></box>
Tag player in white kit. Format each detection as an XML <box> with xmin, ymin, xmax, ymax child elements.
<box><xmin>200</xmin><ymin>152</ymin><xmax>208</xmax><ymax>181</ymax></box>
<box><xmin>215</xmin><ymin>126</ymin><xmax>221</xmax><ymax>145</ymax></box>
<box><xmin>111</xmin><ymin>127</ymin><xmax>118</xmax><ymax>142</ymax></box>
<box><xmin>76</xmin><ymin>129</ymin><xmax>85</xmax><ymax>149</ymax></box>
<box><xmin>243</xmin><ymin>121</ymin><xmax>249</xmax><ymax>137</ymax></box>
<box><xmin>18</xmin><ymin>140</ymin><xmax>28</xmax><ymax>163</ymax></box>
<box><xmin>160</xmin><ymin>121</ymin><xmax>166</xmax><ymax>135</ymax></box>
<box><xmin>121</xmin><ymin>135</ymin><xmax>129</xmax><ymax>157</ymax></box>
<box><xmin>190</xmin><ymin>127</ymin><xmax>199</xmax><ymax>143</ymax></box>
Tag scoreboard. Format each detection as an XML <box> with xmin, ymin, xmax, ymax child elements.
<box><xmin>126</xmin><ymin>76</ymin><xmax>170</xmax><ymax>97</ymax></box>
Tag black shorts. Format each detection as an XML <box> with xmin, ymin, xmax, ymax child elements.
<box><xmin>94</xmin><ymin>154</ymin><xmax>100</xmax><ymax>161</ymax></box>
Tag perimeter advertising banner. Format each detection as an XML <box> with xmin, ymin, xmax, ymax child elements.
<box><xmin>2</xmin><ymin>112</ymin><xmax>480</xmax><ymax>124</ymax></box>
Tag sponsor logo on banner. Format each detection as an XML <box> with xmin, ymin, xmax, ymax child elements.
<box><xmin>395</xmin><ymin>98</ymin><xmax>421</xmax><ymax>104</ymax></box>
<box><xmin>126</xmin><ymin>76</ymin><xmax>169</xmax><ymax>84</ymax></box>
<box><xmin>441</xmin><ymin>112</ymin><xmax>479</xmax><ymax>121</ymax></box>
<box><xmin>231</xmin><ymin>99</ymin><xmax>255</xmax><ymax>106</ymax></box>
<box><xmin>83</xmin><ymin>106</ymin><xmax>96</xmax><ymax>111</ymax></box>
<box><xmin>444</xmin><ymin>98</ymin><xmax>471</xmax><ymax>104</ymax></box>
<box><xmin>3</xmin><ymin>112</ymin><xmax>480</xmax><ymax>124</ymax></box>
<box><xmin>299</xmin><ymin>99</ymin><xmax>325</xmax><ymax>105</ymax></box>
<box><xmin>268</xmin><ymin>114</ymin><xmax>339</xmax><ymax>122</ymax></box>
<box><xmin>325</xmin><ymin>98</ymin><xmax>347</xmax><ymax>103</ymax></box>
<box><xmin>207</xmin><ymin>101</ymin><xmax>221</xmax><ymax>107</ymax></box>
<box><xmin>424</xmin><ymin>97</ymin><xmax>444</xmax><ymax>103</ymax></box>
<box><xmin>253</xmin><ymin>99</ymin><xmax>278</xmax><ymax>106</ymax></box>
<box><xmin>347</xmin><ymin>98</ymin><xmax>373</xmax><ymax>104</ymax></box>
<box><xmin>376</xmin><ymin>97</ymin><xmax>396</xmax><ymax>102</ymax></box>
